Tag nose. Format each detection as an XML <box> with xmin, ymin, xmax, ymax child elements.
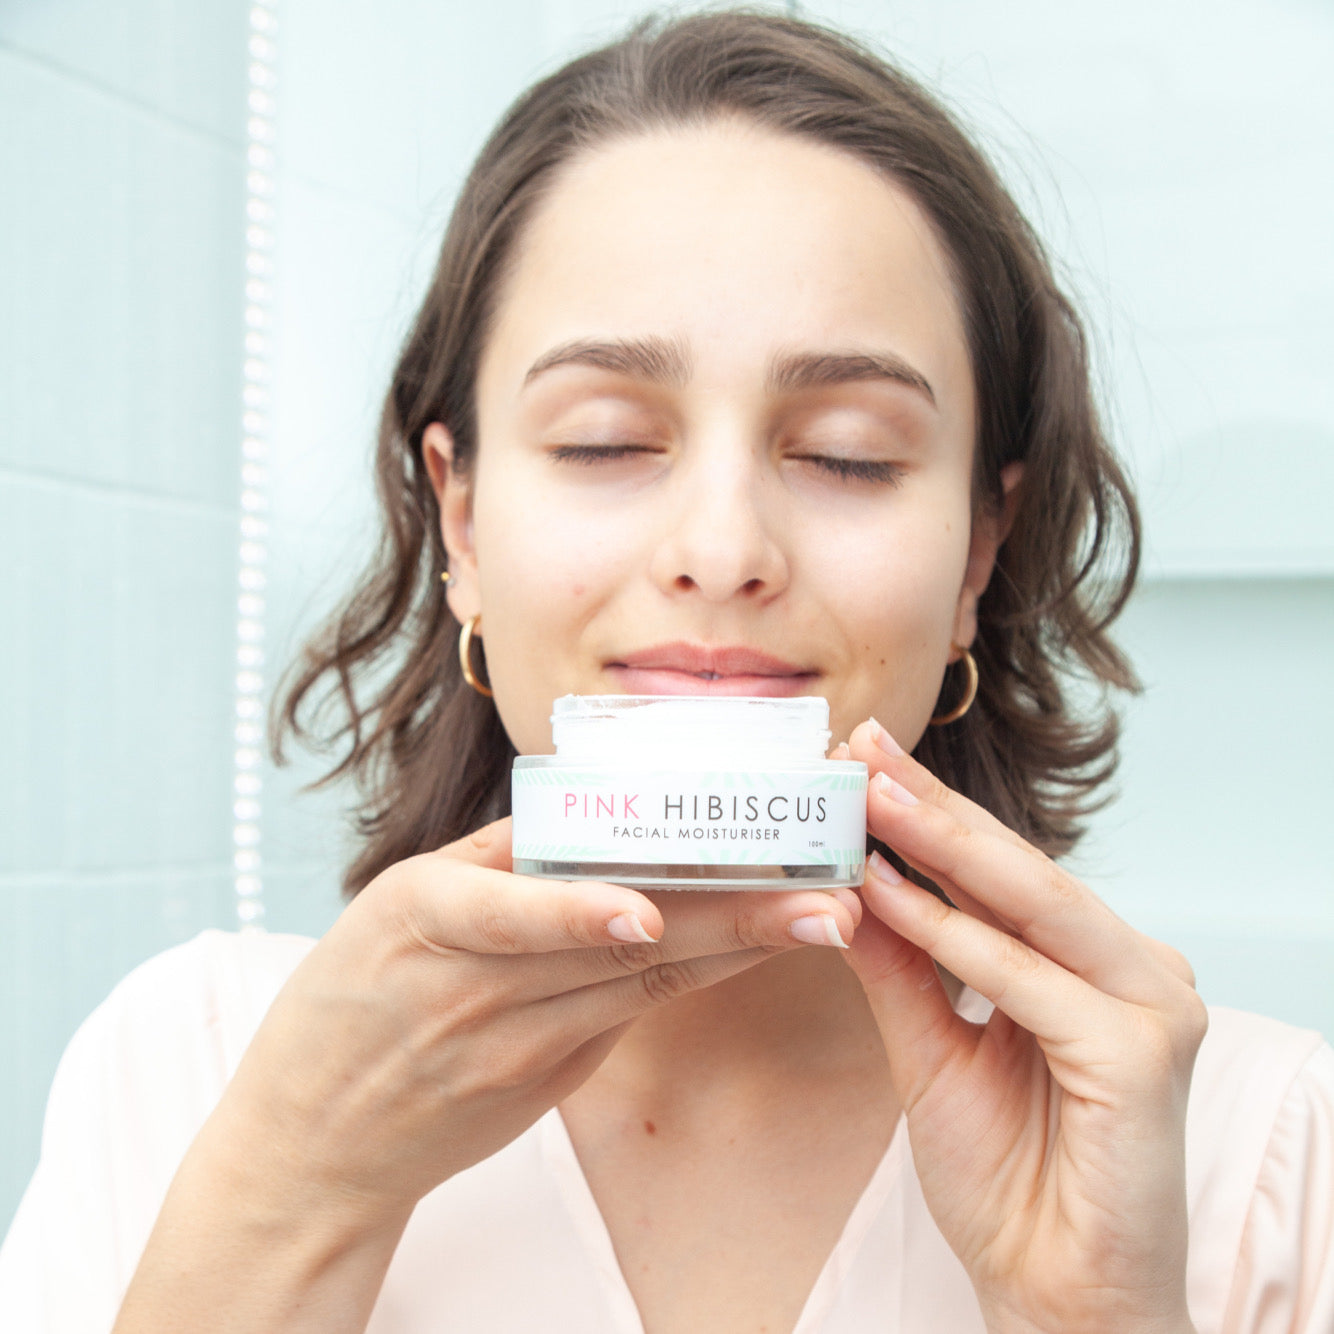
<box><xmin>647</xmin><ymin>444</ymin><xmax>791</xmax><ymax>602</ymax></box>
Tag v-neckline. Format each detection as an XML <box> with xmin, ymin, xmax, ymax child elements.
<box><xmin>539</xmin><ymin>1106</ymin><xmax>910</xmax><ymax>1334</ymax></box>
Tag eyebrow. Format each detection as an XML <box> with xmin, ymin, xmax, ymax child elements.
<box><xmin>522</xmin><ymin>337</ymin><xmax>936</xmax><ymax>408</ymax></box>
<box><xmin>523</xmin><ymin>336</ymin><xmax>691</xmax><ymax>388</ymax></box>
<box><xmin>766</xmin><ymin>350</ymin><xmax>936</xmax><ymax>407</ymax></box>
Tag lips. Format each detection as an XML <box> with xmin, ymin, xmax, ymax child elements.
<box><xmin>605</xmin><ymin>642</ymin><xmax>819</xmax><ymax>697</ymax></box>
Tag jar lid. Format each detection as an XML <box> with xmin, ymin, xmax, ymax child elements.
<box><xmin>549</xmin><ymin>694</ymin><xmax>832</xmax><ymax>763</ymax></box>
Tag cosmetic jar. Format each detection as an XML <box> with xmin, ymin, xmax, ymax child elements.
<box><xmin>511</xmin><ymin>695</ymin><xmax>867</xmax><ymax>890</ymax></box>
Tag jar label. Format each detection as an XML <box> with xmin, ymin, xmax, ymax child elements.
<box><xmin>511</xmin><ymin>766</ymin><xmax>867</xmax><ymax>867</ymax></box>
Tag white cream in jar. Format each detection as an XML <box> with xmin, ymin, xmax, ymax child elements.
<box><xmin>511</xmin><ymin>695</ymin><xmax>868</xmax><ymax>890</ymax></box>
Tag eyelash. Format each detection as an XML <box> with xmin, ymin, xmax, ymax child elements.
<box><xmin>548</xmin><ymin>443</ymin><xmax>903</xmax><ymax>486</ymax></box>
<box><xmin>548</xmin><ymin>443</ymin><xmax>651</xmax><ymax>465</ymax></box>
<box><xmin>794</xmin><ymin>454</ymin><xmax>904</xmax><ymax>485</ymax></box>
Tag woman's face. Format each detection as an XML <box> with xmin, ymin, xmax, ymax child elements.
<box><xmin>427</xmin><ymin>121</ymin><xmax>1014</xmax><ymax>755</ymax></box>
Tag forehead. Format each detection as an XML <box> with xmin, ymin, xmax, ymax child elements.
<box><xmin>478</xmin><ymin>120</ymin><xmax>972</xmax><ymax>413</ymax></box>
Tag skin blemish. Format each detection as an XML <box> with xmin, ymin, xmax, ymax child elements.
<box><xmin>644</xmin><ymin>1119</ymin><xmax>657</xmax><ymax>1135</ymax></box>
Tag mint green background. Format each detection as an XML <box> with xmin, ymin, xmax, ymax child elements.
<box><xmin>3</xmin><ymin>0</ymin><xmax>1332</xmax><ymax>1234</ymax></box>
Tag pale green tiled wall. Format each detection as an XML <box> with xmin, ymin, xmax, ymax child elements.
<box><xmin>0</xmin><ymin>1</ymin><xmax>247</xmax><ymax>1227</ymax></box>
<box><xmin>1074</xmin><ymin>577</ymin><xmax>1334</xmax><ymax>1030</ymax></box>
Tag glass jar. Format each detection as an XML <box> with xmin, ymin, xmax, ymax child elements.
<box><xmin>511</xmin><ymin>695</ymin><xmax>867</xmax><ymax>890</ymax></box>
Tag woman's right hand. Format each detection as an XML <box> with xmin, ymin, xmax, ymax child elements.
<box><xmin>218</xmin><ymin>816</ymin><xmax>858</xmax><ymax>1216</ymax></box>
<box><xmin>113</xmin><ymin>817</ymin><xmax>858</xmax><ymax>1332</ymax></box>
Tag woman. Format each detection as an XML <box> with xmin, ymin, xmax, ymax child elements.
<box><xmin>2</xmin><ymin>11</ymin><xmax>1330</xmax><ymax>1333</ymax></box>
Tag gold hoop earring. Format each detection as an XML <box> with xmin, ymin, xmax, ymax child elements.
<box><xmin>930</xmin><ymin>645</ymin><xmax>977</xmax><ymax>726</ymax></box>
<box><xmin>458</xmin><ymin>614</ymin><xmax>493</xmax><ymax>698</ymax></box>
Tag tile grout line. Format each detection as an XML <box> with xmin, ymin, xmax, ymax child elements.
<box><xmin>0</xmin><ymin>38</ymin><xmax>245</xmax><ymax>152</ymax></box>
<box><xmin>0</xmin><ymin>467</ymin><xmax>238</xmax><ymax>520</ymax></box>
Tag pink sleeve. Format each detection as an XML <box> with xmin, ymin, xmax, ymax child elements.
<box><xmin>1222</xmin><ymin>1040</ymin><xmax>1334</xmax><ymax>1334</ymax></box>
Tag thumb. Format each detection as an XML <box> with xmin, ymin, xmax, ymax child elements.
<box><xmin>846</xmin><ymin>907</ymin><xmax>973</xmax><ymax>1112</ymax></box>
<box><xmin>430</xmin><ymin>816</ymin><xmax>515</xmax><ymax>874</ymax></box>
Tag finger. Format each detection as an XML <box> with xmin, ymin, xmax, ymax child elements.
<box><xmin>543</xmin><ymin>944</ymin><xmax>781</xmax><ymax>1038</ymax></box>
<box><xmin>428</xmin><ymin>815</ymin><xmax>516</xmax><ymax>873</ymax></box>
<box><xmin>490</xmin><ymin>885</ymin><xmax>862</xmax><ymax>1004</ymax></box>
<box><xmin>864</xmin><ymin>769</ymin><xmax>1174</xmax><ymax>1006</ymax></box>
<box><xmin>852</xmin><ymin>717</ymin><xmax>1039</xmax><ymax>937</ymax></box>
<box><xmin>386</xmin><ymin>858</ymin><xmax>667</xmax><ymax>956</ymax></box>
<box><xmin>861</xmin><ymin>852</ymin><xmax>1124</xmax><ymax>1053</ymax></box>
<box><xmin>1133</xmin><ymin>930</ymin><xmax>1198</xmax><ymax>988</ymax></box>
<box><xmin>874</xmin><ymin>849</ymin><xmax>1015</xmax><ymax>939</ymax></box>
<box><xmin>843</xmin><ymin>905</ymin><xmax>979</xmax><ymax>1111</ymax></box>
<box><xmin>856</xmin><ymin>721</ymin><xmax>1195</xmax><ymax>1002</ymax></box>
<box><xmin>638</xmin><ymin>886</ymin><xmax>861</xmax><ymax>958</ymax></box>
<box><xmin>850</xmin><ymin>720</ymin><xmax>1032</xmax><ymax>853</ymax></box>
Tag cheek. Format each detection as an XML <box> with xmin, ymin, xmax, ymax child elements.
<box><xmin>478</xmin><ymin>492</ymin><xmax>640</xmax><ymax>614</ymax></box>
<box><xmin>816</xmin><ymin>492</ymin><xmax>971</xmax><ymax>738</ymax></box>
<box><xmin>816</xmin><ymin>493</ymin><xmax>969</xmax><ymax>636</ymax></box>
<box><xmin>468</xmin><ymin>474</ymin><xmax>643</xmax><ymax>747</ymax></box>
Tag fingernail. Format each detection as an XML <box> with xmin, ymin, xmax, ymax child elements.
<box><xmin>875</xmin><ymin>771</ymin><xmax>919</xmax><ymax>806</ymax></box>
<box><xmin>789</xmin><ymin>915</ymin><xmax>849</xmax><ymax>949</ymax></box>
<box><xmin>830</xmin><ymin>741</ymin><xmax>851</xmax><ymax>760</ymax></box>
<box><xmin>865</xmin><ymin>850</ymin><xmax>906</xmax><ymax>887</ymax></box>
<box><xmin>869</xmin><ymin>717</ymin><xmax>904</xmax><ymax>757</ymax></box>
<box><xmin>608</xmin><ymin>912</ymin><xmax>658</xmax><ymax>944</ymax></box>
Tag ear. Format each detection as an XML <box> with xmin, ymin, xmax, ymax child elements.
<box><xmin>950</xmin><ymin>461</ymin><xmax>1024</xmax><ymax>651</ymax></box>
<box><xmin>422</xmin><ymin>422</ymin><xmax>480</xmax><ymax>622</ymax></box>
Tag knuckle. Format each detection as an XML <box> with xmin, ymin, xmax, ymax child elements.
<box><xmin>922</xmin><ymin>769</ymin><xmax>952</xmax><ymax>808</ymax></box>
<box><xmin>1160</xmin><ymin>942</ymin><xmax>1198</xmax><ymax>990</ymax></box>
<box><xmin>638</xmin><ymin>959</ymin><xmax>697</xmax><ymax>1006</ymax></box>
<box><xmin>472</xmin><ymin>892</ymin><xmax>522</xmax><ymax>954</ymax></box>
<box><xmin>933</xmin><ymin>816</ymin><xmax>974</xmax><ymax>885</ymax></box>
<box><xmin>1039</xmin><ymin>860</ymin><xmax>1078</xmax><ymax>912</ymax></box>
<box><xmin>859</xmin><ymin>933</ymin><xmax>927</xmax><ymax>992</ymax></box>
<box><xmin>991</xmin><ymin>928</ymin><xmax>1043</xmax><ymax>983</ymax></box>
<box><xmin>559</xmin><ymin>899</ymin><xmax>602</xmax><ymax>948</ymax></box>
<box><xmin>607</xmin><ymin>940</ymin><xmax>659</xmax><ymax>972</ymax></box>
<box><xmin>1172</xmin><ymin>988</ymin><xmax>1210</xmax><ymax>1051</ymax></box>
<box><xmin>720</xmin><ymin>910</ymin><xmax>755</xmax><ymax>952</ymax></box>
<box><xmin>913</xmin><ymin>887</ymin><xmax>955</xmax><ymax>933</ymax></box>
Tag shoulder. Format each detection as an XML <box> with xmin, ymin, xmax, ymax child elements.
<box><xmin>0</xmin><ymin>929</ymin><xmax>319</xmax><ymax>1327</ymax></box>
<box><xmin>42</xmin><ymin>926</ymin><xmax>318</xmax><ymax>1175</ymax></box>
<box><xmin>1185</xmin><ymin>1006</ymin><xmax>1334</xmax><ymax>1333</ymax></box>
<box><xmin>70</xmin><ymin>927</ymin><xmax>318</xmax><ymax>1083</ymax></box>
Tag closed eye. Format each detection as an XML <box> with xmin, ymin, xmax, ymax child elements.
<box><xmin>548</xmin><ymin>443</ymin><xmax>659</xmax><ymax>465</ymax></box>
<box><xmin>797</xmin><ymin>455</ymin><xmax>905</xmax><ymax>485</ymax></box>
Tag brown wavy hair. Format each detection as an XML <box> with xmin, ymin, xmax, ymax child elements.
<box><xmin>272</xmin><ymin>8</ymin><xmax>1141</xmax><ymax>895</ymax></box>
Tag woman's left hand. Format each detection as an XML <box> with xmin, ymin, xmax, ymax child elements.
<box><xmin>843</xmin><ymin>719</ymin><xmax>1207</xmax><ymax>1334</ymax></box>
